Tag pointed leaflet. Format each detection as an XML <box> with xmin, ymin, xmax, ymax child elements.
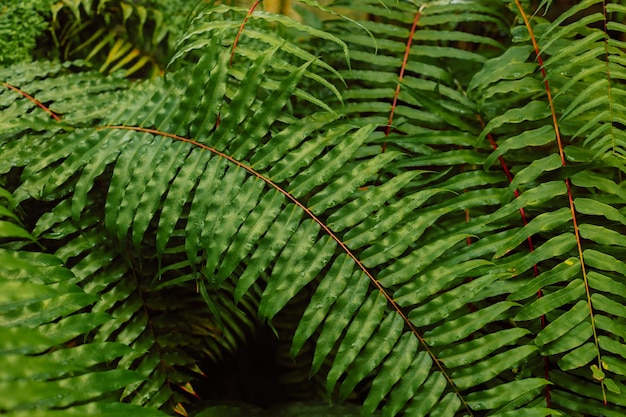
<box><xmin>156</xmin><ymin>149</ymin><xmax>212</xmax><ymax>254</ymax></box>
<box><xmin>493</xmin><ymin>207</ymin><xmax>572</xmax><ymax>259</ymax></box>
<box><xmin>190</xmin><ymin>44</ymin><xmax>230</xmax><ymax>139</ymax></box>
<box><xmin>361</xmin><ymin>189</ymin><xmax>509</xmax><ymax>264</ymax></box>
<box><xmin>308</xmin><ymin>151</ymin><xmax>400</xmax><ymax>215</ymax></box>
<box><xmin>38</xmin><ymin>313</ymin><xmax>111</xmax><ymax>346</ymax></box>
<box><xmin>311</xmin><ymin>275</ymin><xmax>370</xmax><ymax>375</ymax></box>
<box><xmin>337</xmin><ymin>313</ymin><xmax>405</xmax><ymax>402</ymax></box>
<box><xmin>291</xmin><ymin>254</ymin><xmax>354</xmax><ymax>357</ymax></box>
<box><xmin>71</xmin><ymin>130</ymin><xmax>126</xmax><ymax>222</ymax></box>
<box><xmin>452</xmin><ymin>345</ymin><xmax>539</xmax><ymax>390</ymax></box>
<box><xmin>168</xmin><ymin>39</ymin><xmax>226</xmax><ymax>137</ymax></box>
<box><xmin>184</xmin><ymin>156</ymin><xmax>228</xmax><ymax>263</ymax></box>
<box><xmin>104</xmin><ymin>133</ymin><xmax>150</xmax><ymax>239</ymax></box>
<box><xmin>466</xmin><ymin>379</ymin><xmax>551</xmax><ymax>411</ymax></box>
<box><xmin>0</xmin><ymin>343</ymin><xmax>131</xmax><ymax>380</ymax></box>
<box><xmin>13</xmin><ymin>129</ymin><xmax>94</xmax><ymax>202</ymax></box>
<box><xmin>214</xmin><ymin>188</ymin><xmax>284</xmax><ymax>285</ymax></box>
<box><xmin>362</xmin><ymin>332</ymin><xmax>419</xmax><ymax>416</ymax></box>
<box><xmin>2</xmin><ymin>292</ymin><xmax>98</xmax><ymax>328</ymax></box>
<box><xmin>287</xmin><ymin>124</ymin><xmax>377</xmax><ymax>199</ymax></box>
<box><xmin>1</xmin><ymin>370</ymin><xmax>145</xmax><ymax>411</ymax></box>
<box><xmin>211</xmin><ymin>44</ymin><xmax>281</xmax><ymax>151</ymax></box>
<box><xmin>484</xmin><ymin>125</ymin><xmax>555</xmax><ymax>169</ymax></box>
<box><xmin>539</xmin><ymin>3</ymin><xmax>605</xmax><ymax>57</ymax></box>
<box><xmin>493</xmin><ymin>233</ymin><xmax>578</xmax><ymax>279</ymax></box>
<box><xmin>233</xmin><ymin>35</ymin><xmax>343</xmax><ymax>102</ymax></box>
<box><xmin>402</xmin><ymin>372</ymin><xmax>449</xmax><ymax>417</ymax></box>
<box><xmin>267</xmin><ymin>124</ymin><xmax>356</xmax><ymax>183</ymax></box>
<box><xmin>378</xmin><ymin>233</ymin><xmax>477</xmax><ymax>288</ymax></box>
<box><xmin>251</xmin><ymin>111</ymin><xmax>340</xmax><ymax>171</ymax></box>
<box><xmin>230</xmin><ymin>60</ymin><xmax>315</xmax><ymax>160</ymax></box>
<box><xmin>486</xmin><ymin>181</ymin><xmax>567</xmax><ymax>227</ymax></box>
<box><xmin>344</xmin><ymin>188</ymin><xmax>450</xmax><ymax>250</ymax></box>
<box><xmin>394</xmin><ymin>259</ymin><xmax>491</xmax><ymax>307</ymax></box>
<box><xmin>0</xmin><ymin>245</ymin><xmax>75</xmax><ymax>285</ymax></box>
<box><xmin>514</xmin><ymin>279</ymin><xmax>586</xmax><ymax>321</ymax></box>
<box><xmin>200</xmin><ymin>171</ymin><xmax>263</xmax><ymax>285</ymax></box>
<box><xmin>408</xmin><ymin>274</ymin><xmax>502</xmax><ymax>327</ymax></box>
<box><xmin>0</xmin><ymin>221</ymin><xmax>34</xmax><ymax>241</ymax></box>
<box><xmin>259</xmin><ymin>227</ymin><xmax>337</xmax><ymax>322</ymax></box>
<box><xmin>509</xmin><ymin>156</ymin><xmax>563</xmax><ymax>190</ymax></box>
<box><xmin>534</xmin><ymin>300</ymin><xmax>590</xmax><ymax>347</ymax></box>
<box><xmin>467</xmin><ymin>45</ymin><xmax>534</xmax><ymax>97</ymax></box>
<box><xmin>542</xmin><ymin>321</ymin><xmax>593</xmax><ymax>356</ymax></box>
<box><xmin>508</xmin><ymin>257</ymin><xmax>581</xmax><ymax>301</ymax></box>
<box><xmin>423</xmin><ymin>301</ymin><xmax>518</xmax><ymax>347</ymax></box>
<box><xmin>235</xmin><ymin>204</ymin><xmax>303</xmax><ymax>303</ymax></box>
<box><xmin>115</xmin><ymin>137</ymin><xmax>176</xmax><ymax>244</ymax></box>
<box><xmin>404</xmin><ymin>85</ymin><xmax>478</xmax><ymax>135</ymax></box>
<box><xmin>380</xmin><ymin>351</ymin><xmax>433</xmax><ymax>417</ymax></box>
<box><xmin>439</xmin><ymin>328</ymin><xmax>530</xmax><ymax>369</ymax></box>
<box><xmin>477</xmin><ymin>101</ymin><xmax>551</xmax><ymax>143</ymax></box>
<box><xmin>131</xmin><ymin>140</ymin><xmax>189</xmax><ymax>249</ymax></box>
<box><xmin>327</xmin><ymin>171</ymin><xmax>419</xmax><ymax>233</ymax></box>
<box><xmin>326</xmin><ymin>291</ymin><xmax>387</xmax><ymax>395</ymax></box>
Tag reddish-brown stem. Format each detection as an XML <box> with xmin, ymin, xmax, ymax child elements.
<box><xmin>101</xmin><ymin>123</ymin><xmax>475</xmax><ymax>416</ymax></box>
<box><xmin>514</xmin><ymin>0</ymin><xmax>605</xmax><ymax>406</ymax></box>
<box><xmin>230</xmin><ymin>0</ymin><xmax>261</xmax><ymax>66</ymax></box>
<box><xmin>385</xmin><ymin>4</ymin><xmax>425</xmax><ymax>140</ymax></box>
<box><xmin>479</xmin><ymin>112</ymin><xmax>548</xmax><ymax>402</ymax></box>
<box><xmin>479</xmin><ymin>115</ymin><xmax>540</xmax><ymax>277</ymax></box>
<box><xmin>2</xmin><ymin>82</ymin><xmax>62</xmax><ymax>122</ymax></box>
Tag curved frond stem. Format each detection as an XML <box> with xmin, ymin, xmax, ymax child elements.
<box><xmin>2</xmin><ymin>81</ymin><xmax>62</xmax><ymax>121</ymax></box>
<box><xmin>514</xmin><ymin>0</ymin><xmax>606</xmax><ymax>404</ymax></box>
<box><xmin>101</xmin><ymin>124</ymin><xmax>474</xmax><ymax>416</ymax></box>
<box><xmin>479</xmin><ymin>113</ymin><xmax>551</xmax><ymax>404</ymax></box>
<box><xmin>478</xmin><ymin>114</ymin><xmax>539</xmax><ymax>276</ymax></box>
<box><xmin>384</xmin><ymin>4</ymin><xmax>426</xmax><ymax>139</ymax></box>
<box><xmin>230</xmin><ymin>0</ymin><xmax>261</xmax><ymax>66</ymax></box>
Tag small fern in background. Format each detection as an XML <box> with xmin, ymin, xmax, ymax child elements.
<box><xmin>2</xmin><ymin>1</ymin><xmax>626</xmax><ymax>417</ymax></box>
<box><xmin>0</xmin><ymin>0</ymin><xmax>53</xmax><ymax>65</ymax></box>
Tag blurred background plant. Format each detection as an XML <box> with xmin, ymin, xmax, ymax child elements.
<box><xmin>0</xmin><ymin>0</ymin><xmax>54</xmax><ymax>65</ymax></box>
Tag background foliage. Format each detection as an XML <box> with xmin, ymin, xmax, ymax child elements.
<box><xmin>2</xmin><ymin>0</ymin><xmax>626</xmax><ymax>416</ymax></box>
<box><xmin>0</xmin><ymin>0</ymin><xmax>53</xmax><ymax>64</ymax></box>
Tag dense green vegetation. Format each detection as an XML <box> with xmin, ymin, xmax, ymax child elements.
<box><xmin>2</xmin><ymin>1</ymin><xmax>626</xmax><ymax>416</ymax></box>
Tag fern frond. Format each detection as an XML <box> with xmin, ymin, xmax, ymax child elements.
<box><xmin>470</xmin><ymin>0</ymin><xmax>626</xmax><ymax>413</ymax></box>
<box><xmin>0</xmin><ymin>186</ymin><xmax>167</xmax><ymax>416</ymax></box>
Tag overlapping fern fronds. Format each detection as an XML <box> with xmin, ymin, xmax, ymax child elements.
<box><xmin>2</xmin><ymin>0</ymin><xmax>626</xmax><ymax>416</ymax></box>
<box><xmin>0</xmin><ymin>184</ymin><xmax>168</xmax><ymax>416</ymax></box>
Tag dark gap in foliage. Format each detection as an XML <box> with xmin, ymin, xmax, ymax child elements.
<box><xmin>195</xmin><ymin>325</ymin><xmax>287</xmax><ymax>407</ymax></box>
